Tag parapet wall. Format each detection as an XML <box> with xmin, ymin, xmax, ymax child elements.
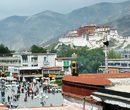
<box><xmin>63</xmin><ymin>95</ymin><xmax>103</xmax><ymax>110</ymax></box>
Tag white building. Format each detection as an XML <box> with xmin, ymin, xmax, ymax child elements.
<box><xmin>58</xmin><ymin>25</ymin><xmax>120</xmax><ymax>49</ymax></box>
<box><xmin>55</xmin><ymin>57</ymin><xmax>73</xmax><ymax>75</ymax></box>
<box><xmin>12</xmin><ymin>52</ymin><xmax>57</xmax><ymax>67</ymax></box>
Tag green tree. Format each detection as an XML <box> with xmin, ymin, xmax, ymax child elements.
<box><xmin>30</xmin><ymin>45</ymin><xmax>47</xmax><ymax>53</ymax></box>
<box><xmin>50</xmin><ymin>48</ymin><xmax>57</xmax><ymax>53</ymax></box>
<box><xmin>0</xmin><ymin>44</ymin><xmax>10</xmax><ymax>53</ymax></box>
<box><xmin>108</xmin><ymin>49</ymin><xmax>121</xmax><ymax>59</ymax></box>
<box><xmin>71</xmin><ymin>48</ymin><xmax>105</xmax><ymax>74</ymax></box>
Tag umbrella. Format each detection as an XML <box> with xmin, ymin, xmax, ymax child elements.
<box><xmin>35</xmin><ymin>77</ymin><xmax>39</xmax><ymax>79</ymax></box>
<box><xmin>43</xmin><ymin>82</ymin><xmax>47</xmax><ymax>85</ymax></box>
<box><xmin>52</xmin><ymin>77</ymin><xmax>54</xmax><ymax>79</ymax></box>
<box><xmin>41</xmin><ymin>77</ymin><xmax>45</xmax><ymax>79</ymax></box>
<box><xmin>50</xmin><ymin>80</ymin><xmax>55</xmax><ymax>83</ymax></box>
<box><xmin>45</xmin><ymin>77</ymin><xmax>49</xmax><ymax>79</ymax></box>
<box><xmin>52</xmin><ymin>84</ymin><xmax>58</xmax><ymax>87</ymax></box>
<box><xmin>14</xmin><ymin>78</ymin><xmax>17</xmax><ymax>80</ymax></box>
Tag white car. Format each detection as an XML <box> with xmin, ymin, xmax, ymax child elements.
<box><xmin>50</xmin><ymin>86</ymin><xmax>62</xmax><ymax>93</ymax></box>
<box><xmin>4</xmin><ymin>82</ymin><xmax>19</xmax><ymax>87</ymax></box>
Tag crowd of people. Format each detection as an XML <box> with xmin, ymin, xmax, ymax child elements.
<box><xmin>2</xmin><ymin>81</ymin><xmax>59</xmax><ymax>108</ymax></box>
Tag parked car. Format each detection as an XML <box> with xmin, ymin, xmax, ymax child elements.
<box><xmin>4</xmin><ymin>82</ymin><xmax>11</xmax><ymax>87</ymax></box>
<box><xmin>4</xmin><ymin>82</ymin><xmax>19</xmax><ymax>87</ymax></box>
<box><xmin>50</xmin><ymin>86</ymin><xmax>62</xmax><ymax>93</ymax></box>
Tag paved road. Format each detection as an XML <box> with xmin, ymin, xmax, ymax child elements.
<box><xmin>2</xmin><ymin>84</ymin><xmax>63</xmax><ymax>108</ymax></box>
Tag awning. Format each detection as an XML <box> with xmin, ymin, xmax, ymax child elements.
<box><xmin>35</xmin><ymin>75</ymin><xmax>43</xmax><ymax>77</ymax></box>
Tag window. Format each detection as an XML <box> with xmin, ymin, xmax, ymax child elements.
<box><xmin>31</xmin><ymin>57</ymin><xmax>37</xmax><ymax>62</ymax></box>
<box><xmin>44</xmin><ymin>57</ymin><xmax>46</xmax><ymax>61</ymax></box>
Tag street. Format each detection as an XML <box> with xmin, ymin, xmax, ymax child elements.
<box><xmin>2</xmin><ymin>84</ymin><xmax>63</xmax><ymax>108</ymax></box>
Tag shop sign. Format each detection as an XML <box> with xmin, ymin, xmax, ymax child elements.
<box><xmin>35</xmin><ymin>75</ymin><xmax>43</xmax><ymax>77</ymax></box>
<box><xmin>64</xmin><ymin>60</ymin><xmax>69</xmax><ymax>66</ymax></box>
<box><xmin>49</xmin><ymin>74</ymin><xmax>56</xmax><ymax>77</ymax></box>
<box><xmin>43</xmin><ymin>74</ymin><xmax>49</xmax><ymax>77</ymax></box>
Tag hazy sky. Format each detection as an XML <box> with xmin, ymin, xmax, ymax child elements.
<box><xmin>0</xmin><ymin>0</ymin><xmax>129</xmax><ymax>19</ymax></box>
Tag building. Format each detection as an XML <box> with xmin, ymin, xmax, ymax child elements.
<box><xmin>0</xmin><ymin>52</ymin><xmax>74</xmax><ymax>81</ymax></box>
<box><xmin>55</xmin><ymin>57</ymin><xmax>73</xmax><ymax>75</ymax></box>
<box><xmin>58</xmin><ymin>25</ymin><xmax>121</xmax><ymax>49</ymax></box>
<box><xmin>62</xmin><ymin>73</ymin><xmax>130</xmax><ymax>110</ymax></box>
<box><xmin>42</xmin><ymin>67</ymin><xmax>62</xmax><ymax>80</ymax></box>
<box><xmin>0</xmin><ymin>52</ymin><xmax>58</xmax><ymax>81</ymax></box>
<box><xmin>98</xmin><ymin>58</ymin><xmax>130</xmax><ymax>73</ymax></box>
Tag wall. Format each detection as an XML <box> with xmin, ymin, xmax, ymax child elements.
<box><xmin>63</xmin><ymin>95</ymin><xmax>103</xmax><ymax>110</ymax></box>
<box><xmin>56</xmin><ymin>59</ymin><xmax>71</xmax><ymax>72</ymax></box>
<box><xmin>62</xmin><ymin>82</ymin><xmax>97</xmax><ymax>96</ymax></box>
<box><xmin>107</xmin><ymin>78</ymin><xmax>130</xmax><ymax>86</ymax></box>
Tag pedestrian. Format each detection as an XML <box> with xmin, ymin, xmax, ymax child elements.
<box><xmin>31</xmin><ymin>94</ymin><xmax>33</xmax><ymax>99</ymax></box>
<box><xmin>24</xmin><ymin>96</ymin><xmax>27</xmax><ymax>102</ymax></box>
<box><xmin>7</xmin><ymin>96</ymin><xmax>10</xmax><ymax>102</ymax></box>
<box><xmin>27</xmin><ymin>90</ymin><xmax>30</xmax><ymax>97</ymax></box>
<box><xmin>25</xmin><ymin>91</ymin><xmax>27</xmax><ymax>97</ymax></box>
<box><xmin>21</xmin><ymin>86</ymin><xmax>24</xmax><ymax>93</ymax></box>
<box><xmin>48</xmin><ymin>88</ymin><xmax>50</xmax><ymax>93</ymax></box>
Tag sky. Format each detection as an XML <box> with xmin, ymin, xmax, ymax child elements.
<box><xmin>0</xmin><ymin>0</ymin><xmax>129</xmax><ymax>20</ymax></box>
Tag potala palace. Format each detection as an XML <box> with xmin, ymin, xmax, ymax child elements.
<box><xmin>56</xmin><ymin>24</ymin><xmax>127</xmax><ymax>49</ymax></box>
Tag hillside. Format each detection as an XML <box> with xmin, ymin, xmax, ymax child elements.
<box><xmin>106</xmin><ymin>15</ymin><xmax>130</xmax><ymax>36</ymax></box>
<box><xmin>0</xmin><ymin>1</ymin><xmax>130</xmax><ymax>50</ymax></box>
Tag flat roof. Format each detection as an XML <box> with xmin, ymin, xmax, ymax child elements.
<box><xmin>13</xmin><ymin>53</ymin><xmax>57</xmax><ymax>55</ymax></box>
<box><xmin>15</xmin><ymin>67</ymin><xmax>41</xmax><ymax>70</ymax></box>
<box><xmin>55</xmin><ymin>57</ymin><xmax>73</xmax><ymax>60</ymax></box>
<box><xmin>41</xmin><ymin>67</ymin><xmax>62</xmax><ymax>70</ymax></box>
<box><xmin>114</xmin><ymin>85</ymin><xmax>130</xmax><ymax>93</ymax></box>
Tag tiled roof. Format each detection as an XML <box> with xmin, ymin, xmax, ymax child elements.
<box><xmin>55</xmin><ymin>57</ymin><xmax>73</xmax><ymax>60</ymax></box>
<box><xmin>63</xmin><ymin>75</ymin><xmax>112</xmax><ymax>86</ymax></box>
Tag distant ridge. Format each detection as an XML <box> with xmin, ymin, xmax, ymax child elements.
<box><xmin>0</xmin><ymin>1</ymin><xmax>130</xmax><ymax>50</ymax></box>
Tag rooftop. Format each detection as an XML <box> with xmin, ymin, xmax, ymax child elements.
<box><xmin>55</xmin><ymin>57</ymin><xmax>73</xmax><ymax>60</ymax></box>
<box><xmin>79</xmin><ymin>73</ymin><xmax>130</xmax><ymax>78</ymax></box>
<box><xmin>62</xmin><ymin>75</ymin><xmax>113</xmax><ymax>86</ymax></box>
<box><xmin>63</xmin><ymin>73</ymin><xmax>130</xmax><ymax>86</ymax></box>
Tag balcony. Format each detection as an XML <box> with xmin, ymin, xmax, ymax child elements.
<box><xmin>31</xmin><ymin>60</ymin><xmax>38</xmax><ymax>65</ymax></box>
<box><xmin>43</xmin><ymin>61</ymin><xmax>49</xmax><ymax>66</ymax></box>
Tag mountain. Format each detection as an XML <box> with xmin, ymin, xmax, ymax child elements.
<box><xmin>106</xmin><ymin>14</ymin><xmax>130</xmax><ymax>36</ymax></box>
<box><xmin>0</xmin><ymin>1</ymin><xmax>130</xmax><ymax>50</ymax></box>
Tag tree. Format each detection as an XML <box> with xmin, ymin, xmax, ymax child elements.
<box><xmin>30</xmin><ymin>45</ymin><xmax>47</xmax><ymax>53</ymax></box>
<box><xmin>71</xmin><ymin>48</ymin><xmax>105</xmax><ymax>74</ymax></box>
<box><xmin>0</xmin><ymin>44</ymin><xmax>10</xmax><ymax>53</ymax></box>
<box><xmin>108</xmin><ymin>49</ymin><xmax>121</xmax><ymax>59</ymax></box>
<box><xmin>50</xmin><ymin>49</ymin><xmax>57</xmax><ymax>53</ymax></box>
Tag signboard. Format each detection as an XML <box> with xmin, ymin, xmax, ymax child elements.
<box><xmin>64</xmin><ymin>60</ymin><xmax>69</xmax><ymax>66</ymax></box>
<box><xmin>49</xmin><ymin>74</ymin><xmax>56</xmax><ymax>77</ymax></box>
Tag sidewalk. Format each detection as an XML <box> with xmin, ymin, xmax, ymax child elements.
<box><xmin>9</xmin><ymin>105</ymin><xmax>82</xmax><ymax>110</ymax></box>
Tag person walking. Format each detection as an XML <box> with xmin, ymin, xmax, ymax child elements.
<box><xmin>31</xmin><ymin>94</ymin><xmax>33</xmax><ymax>99</ymax></box>
<box><xmin>7</xmin><ymin>96</ymin><xmax>10</xmax><ymax>102</ymax></box>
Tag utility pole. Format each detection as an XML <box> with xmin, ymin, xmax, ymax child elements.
<box><xmin>18</xmin><ymin>53</ymin><xmax>20</xmax><ymax>82</ymax></box>
<box><xmin>103</xmin><ymin>26</ymin><xmax>109</xmax><ymax>73</ymax></box>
